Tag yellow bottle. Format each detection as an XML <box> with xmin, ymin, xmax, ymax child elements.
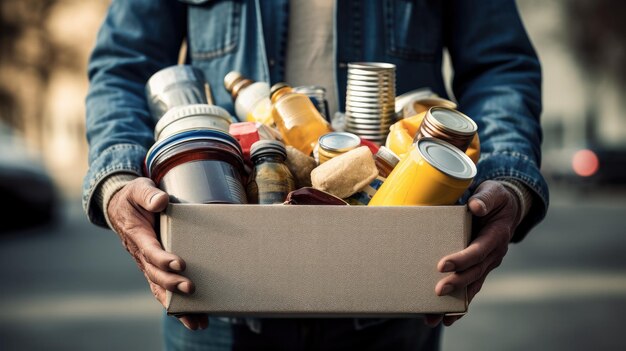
<box><xmin>270</xmin><ymin>83</ymin><xmax>333</xmax><ymax>156</ymax></box>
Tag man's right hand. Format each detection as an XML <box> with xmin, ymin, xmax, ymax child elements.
<box><xmin>107</xmin><ymin>177</ymin><xmax>208</xmax><ymax>330</ymax></box>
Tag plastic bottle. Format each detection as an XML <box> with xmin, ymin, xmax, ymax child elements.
<box><xmin>270</xmin><ymin>82</ymin><xmax>333</xmax><ymax>156</ymax></box>
<box><xmin>224</xmin><ymin>71</ymin><xmax>274</xmax><ymax>126</ymax></box>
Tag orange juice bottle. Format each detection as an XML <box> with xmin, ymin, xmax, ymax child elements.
<box><xmin>270</xmin><ymin>83</ymin><xmax>333</xmax><ymax>156</ymax></box>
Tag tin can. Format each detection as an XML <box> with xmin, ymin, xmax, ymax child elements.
<box><xmin>145</xmin><ymin>65</ymin><xmax>210</xmax><ymax>122</ymax></box>
<box><xmin>154</xmin><ymin>104</ymin><xmax>233</xmax><ymax>141</ymax></box>
<box><xmin>415</xmin><ymin>106</ymin><xmax>477</xmax><ymax>152</ymax></box>
<box><xmin>293</xmin><ymin>85</ymin><xmax>331</xmax><ymax>122</ymax></box>
<box><xmin>317</xmin><ymin>132</ymin><xmax>362</xmax><ymax>164</ymax></box>
<box><xmin>368</xmin><ymin>138</ymin><xmax>476</xmax><ymax>206</ymax></box>
<box><xmin>145</xmin><ymin>129</ymin><xmax>247</xmax><ymax>204</ymax></box>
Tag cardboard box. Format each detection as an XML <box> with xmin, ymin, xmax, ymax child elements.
<box><xmin>160</xmin><ymin>204</ymin><xmax>470</xmax><ymax>317</ymax></box>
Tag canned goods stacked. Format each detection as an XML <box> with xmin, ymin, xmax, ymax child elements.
<box><xmin>345</xmin><ymin>62</ymin><xmax>397</xmax><ymax>144</ymax></box>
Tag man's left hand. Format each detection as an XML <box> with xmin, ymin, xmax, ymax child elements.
<box><xmin>425</xmin><ymin>180</ymin><xmax>521</xmax><ymax>327</ymax></box>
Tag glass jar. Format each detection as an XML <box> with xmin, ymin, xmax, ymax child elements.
<box><xmin>270</xmin><ymin>83</ymin><xmax>333</xmax><ymax>156</ymax></box>
<box><xmin>247</xmin><ymin>140</ymin><xmax>296</xmax><ymax>204</ymax></box>
<box><xmin>317</xmin><ymin>132</ymin><xmax>361</xmax><ymax>164</ymax></box>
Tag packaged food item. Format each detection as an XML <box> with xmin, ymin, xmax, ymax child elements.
<box><xmin>145</xmin><ymin>129</ymin><xmax>247</xmax><ymax>204</ymax></box>
<box><xmin>344</xmin><ymin>62</ymin><xmax>396</xmax><ymax>145</ymax></box>
<box><xmin>369</xmin><ymin>138</ymin><xmax>476</xmax><ymax>206</ymax></box>
<box><xmin>247</xmin><ymin>140</ymin><xmax>296</xmax><ymax>204</ymax></box>
<box><xmin>224</xmin><ymin>71</ymin><xmax>274</xmax><ymax>125</ymax></box>
<box><xmin>229</xmin><ymin>122</ymin><xmax>260</xmax><ymax>167</ymax></box>
<box><xmin>386</xmin><ymin>107</ymin><xmax>480</xmax><ymax>163</ymax></box>
<box><xmin>145</xmin><ymin>65</ymin><xmax>210</xmax><ymax>122</ymax></box>
<box><xmin>285</xmin><ymin>145</ymin><xmax>317</xmax><ymax>188</ymax></box>
<box><xmin>317</xmin><ymin>132</ymin><xmax>361</xmax><ymax>164</ymax></box>
<box><xmin>283</xmin><ymin>187</ymin><xmax>348</xmax><ymax>206</ymax></box>
<box><xmin>414</xmin><ymin>106</ymin><xmax>477</xmax><ymax>153</ymax></box>
<box><xmin>310</xmin><ymin>146</ymin><xmax>379</xmax><ymax>199</ymax></box>
<box><xmin>270</xmin><ymin>82</ymin><xmax>333</xmax><ymax>156</ymax></box>
<box><xmin>346</xmin><ymin>146</ymin><xmax>401</xmax><ymax>205</ymax></box>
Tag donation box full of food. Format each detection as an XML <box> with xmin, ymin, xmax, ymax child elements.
<box><xmin>146</xmin><ymin>63</ymin><xmax>478</xmax><ymax>317</ymax></box>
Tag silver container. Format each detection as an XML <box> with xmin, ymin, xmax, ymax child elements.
<box><xmin>145</xmin><ymin>65</ymin><xmax>210</xmax><ymax>122</ymax></box>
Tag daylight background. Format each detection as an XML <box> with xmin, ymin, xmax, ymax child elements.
<box><xmin>1</xmin><ymin>1</ymin><xmax>625</xmax><ymax>350</ymax></box>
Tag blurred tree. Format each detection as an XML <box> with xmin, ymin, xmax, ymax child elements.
<box><xmin>0</xmin><ymin>0</ymin><xmax>57</xmax><ymax>131</ymax></box>
<box><xmin>564</xmin><ymin>0</ymin><xmax>626</xmax><ymax>88</ymax></box>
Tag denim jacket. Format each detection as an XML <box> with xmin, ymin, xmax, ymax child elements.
<box><xmin>84</xmin><ymin>0</ymin><xmax>548</xmax><ymax>321</ymax></box>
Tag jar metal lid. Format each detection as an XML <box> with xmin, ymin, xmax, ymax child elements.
<box><xmin>416</xmin><ymin>137</ymin><xmax>477</xmax><ymax>180</ymax></box>
<box><xmin>318</xmin><ymin>132</ymin><xmax>361</xmax><ymax>152</ymax></box>
<box><xmin>250</xmin><ymin>140</ymin><xmax>287</xmax><ymax>160</ymax></box>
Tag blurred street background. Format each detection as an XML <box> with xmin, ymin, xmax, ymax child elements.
<box><xmin>1</xmin><ymin>0</ymin><xmax>625</xmax><ymax>350</ymax></box>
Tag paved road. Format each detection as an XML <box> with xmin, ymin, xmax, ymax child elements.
<box><xmin>1</xmin><ymin>183</ymin><xmax>625</xmax><ymax>350</ymax></box>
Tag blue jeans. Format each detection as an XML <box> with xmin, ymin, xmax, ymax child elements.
<box><xmin>163</xmin><ymin>313</ymin><xmax>442</xmax><ymax>350</ymax></box>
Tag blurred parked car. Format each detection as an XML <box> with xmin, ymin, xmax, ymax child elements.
<box><xmin>0</xmin><ymin>121</ymin><xmax>59</xmax><ymax>232</ymax></box>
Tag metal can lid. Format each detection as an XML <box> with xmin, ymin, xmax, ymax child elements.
<box><xmin>154</xmin><ymin>104</ymin><xmax>233</xmax><ymax>138</ymax></box>
<box><xmin>318</xmin><ymin>132</ymin><xmax>362</xmax><ymax>152</ymax></box>
<box><xmin>428</xmin><ymin>107</ymin><xmax>477</xmax><ymax>136</ymax></box>
<box><xmin>417</xmin><ymin>138</ymin><xmax>477</xmax><ymax>180</ymax></box>
<box><xmin>250</xmin><ymin>140</ymin><xmax>287</xmax><ymax>160</ymax></box>
<box><xmin>375</xmin><ymin>146</ymin><xmax>401</xmax><ymax>168</ymax></box>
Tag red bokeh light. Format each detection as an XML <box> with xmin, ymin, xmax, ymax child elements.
<box><xmin>572</xmin><ymin>149</ymin><xmax>599</xmax><ymax>177</ymax></box>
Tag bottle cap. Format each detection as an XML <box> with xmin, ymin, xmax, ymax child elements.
<box><xmin>250</xmin><ymin>140</ymin><xmax>287</xmax><ymax>160</ymax></box>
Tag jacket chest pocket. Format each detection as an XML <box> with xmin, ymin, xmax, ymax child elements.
<box><xmin>383</xmin><ymin>0</ymin><xmax>443</xmax><ymax>60</ymax></box>
<box><xmin>181</xmin><ymin>0</ymin><xmax>242</xmax><ymax>61</ymax></box>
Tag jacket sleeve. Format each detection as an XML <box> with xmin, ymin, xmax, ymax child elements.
<box><xmin>444</xmin><ymin>0</ymin><xmax>549</xmax><ymax>242</ymax></box>
<box><xmin>82</xmin><ymin>0</ymin><xmax>186</xmax><ymax>227</ymax></box>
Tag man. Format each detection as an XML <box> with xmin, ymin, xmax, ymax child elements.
<box><xmin>83</xmin><ymin>0</ymin><xmax>549</xmax><ymax>349</ymax></box>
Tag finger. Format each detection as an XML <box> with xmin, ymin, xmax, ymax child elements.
<box><xmin>178</xmin><ymin>314</ymin><xmax>209</xmax><ymax>330</ymax></box>
<box><xmin>178</xmin><ymin>315</ymin><xmax>204</xmax><ymax>331</ymax></box>
<box><xmin>468</xmin><ymin>180</ymin><xmax>505</xmax><ymax>217</ymax></box>
<box><xmin>467</xmin><ymin>275</ymin><xmax>488</xmax><ymax>304</ymax></box>
<box><xmin>443</xmin><ymin>315</ymin><xmax>462</xmax><ymax>327</ymax></box>
<box><xmin>437</xmin><ymin>228</ymin><xmax>502</xmax><ymax>273</ymax></box>
<box><xmin>128</xmin><ymin>178</ymin><xmax>169</xmax><ymax>213</ymax></box>
<box><xmin>143</xmin><ymin>260</ymin><xmax>195</xmax><ymax>295</ymax></box>
<box><xmin>424</xmin><ymin>314</ymin><xmax>443</xmax><ymax>327</ymax></box>
<box><xmin>135</xmin><ymin>231</ymin><xmax>185</xmax><ymax>272</ymax></box>
<box><xmin>436</xmin><ymin>251</ymin><xmax>500</xmax><ymax>295</ymax></box>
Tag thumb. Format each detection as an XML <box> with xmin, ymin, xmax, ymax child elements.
<box><xmin>130</xmin><ymin>178</ymin><xmax>169</xmax><ymax>213</ymax></box>
<box><xmin>468</xmin><ymin>180</ymin><xmax>501</xmax><ymax>217</ymax></box>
